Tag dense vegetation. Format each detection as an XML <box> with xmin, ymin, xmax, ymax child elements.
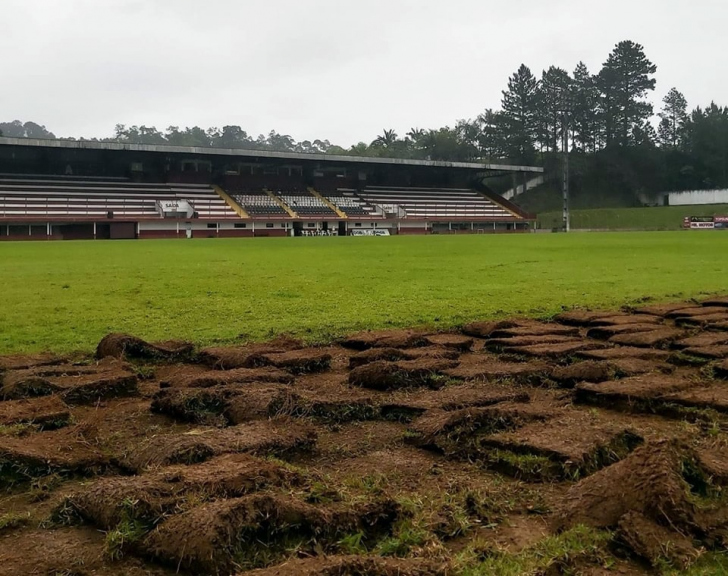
<box><xmin>3</xmin><ymin>39</ymin><xmax>727</xmax><ymax>209</ymax></box>
<box><xmin>2</xmin><ymin>233</ymin><xmax>727</xmax><ymax>354</ymax></box>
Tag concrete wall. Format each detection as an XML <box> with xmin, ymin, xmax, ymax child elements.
<box><xmin>668</xmin><ymin>189</ymin><xmax>728</xmax><ymax>206</ymax></box>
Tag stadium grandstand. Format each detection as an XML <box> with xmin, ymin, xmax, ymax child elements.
<box><xmin>0</xmin><ymin>137</ymin><xmax>541</xmax><ymax>240</ymax></box>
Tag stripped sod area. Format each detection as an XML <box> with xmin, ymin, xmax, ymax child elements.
<box><xmin>5</xmin><ymin>298</ymin><xmax>728</xmax><ymax>573</ymax></box>
<box><xmin>2</xmin><ymin>232</ymin><xmax>728</xmax><ymax>354</ymax></box>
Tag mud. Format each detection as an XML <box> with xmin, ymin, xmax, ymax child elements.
<box><xmin>5</xmin><ymin>298</ymin><xmax>728</xmax><ymax>575</ymax></box>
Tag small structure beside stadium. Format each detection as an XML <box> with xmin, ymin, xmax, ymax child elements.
<box><xmin>0</xmin><ymin>137</ymin><xmax>540</xmax><ymax>240</ymax></box>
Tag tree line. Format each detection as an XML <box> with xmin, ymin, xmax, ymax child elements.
<box><xmin>2</xmin><ymin>39</ymin><xmax>728</xmax><ymax>208</ymax></box>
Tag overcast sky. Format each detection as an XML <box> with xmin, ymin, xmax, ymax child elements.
<box><xmin>1</xmin><ymin>0</ymin><xmax>726</xmax><ymax>146</ymax></box>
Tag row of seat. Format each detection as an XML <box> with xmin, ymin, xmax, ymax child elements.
<box><xmin>0</xmin><ymin>178</ymin><xmax>239</xmax><ymax>219</ymax></box>
<box><xmin>359</xmin><ymin>186</ymin><xmax>513</xmax><ymax>218</ymax></box>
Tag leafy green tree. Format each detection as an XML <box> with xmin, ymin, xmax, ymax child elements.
<box><xmin>371</xmin><ymin>129</ymin><xmax>399</xmax><ymax>148</ymax></box>
<box><xmin>658</xmin><ymin>88</ymin><xmax>688</xmax><ymax>149</ymax></box>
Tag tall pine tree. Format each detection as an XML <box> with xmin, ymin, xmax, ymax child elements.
<box><xmin>658</xmin><ymin>88</ymin><xmax>688</xmax><ymax>149</ymax></box>
<box><xmin>501</xmin><ymin>64</ymin><xmax>539</xmax><ymax>162</ymax></box>
<box><xmin>598</xmin><ymin>41</ymin><xmax>657</xmax><ymax>147</ymax></box>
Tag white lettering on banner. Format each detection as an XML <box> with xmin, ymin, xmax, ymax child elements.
<box><xmin>351</xmin><ymin>229</ymin><xmax>391</xmax><ymax>237</ymax></box>
<box><xmin>690</xmin><ymin>222</ymin><xmax>716</xmax><ymax>229</ymax></box>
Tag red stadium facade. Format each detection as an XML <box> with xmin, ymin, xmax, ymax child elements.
<box><xmin>0</xmin><ymin>138</ymin><xmax>541</xmax><ymax>240</ymax></box>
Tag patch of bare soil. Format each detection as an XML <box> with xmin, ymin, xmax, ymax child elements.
<box><xmin>608</xmin><ymin>328</ymin><xmax>684</xmax><ymax>348</ymax></box>
<box><xmin>349</xmin><ymin>358</ymin><xmax>459</xmax><ymax>391</ymax></box>
<box><xmin>479</xmin><ymin>412</ymin><xmax>643</xmax><ymax>480</ymax></box>
<box><xmin>142</xmin><ymin>494</ymin><xmax>400</xmax><ymax>574</ymax></box>
<box><xmin>675</xmin><ymin>332</ymin><xmax>728</xmax><ymax>349</ymax></box>
<box><xmin>587</xmin><ymin>323</ymin><xmax>670</xmax><ymax>340</ymax></box>
<box><xmin>340</xmin><ymin>330</ymin><xmax>430</xmax><ymax>350</ymax></box>
<box><xmin>239</xmin><ymin>555</ymin><xmax>450</xmax><ymax>576</ymax></box>
<box><xmin>0</xmin><ymin>424</ymin><xmax>110</xmax><ymax>482</ymax></box>
<box><xmin>6</xmin><ymin>300</ymin><xmax>728</xmax><ymax>575</ymax></box>
<box><xmin>503</xmin><ymin>340</ymin><xmax>606</xmax><ymax>358</ymax></box>
<box><xmin>682</xmin><ymin>345</ymin><xmax>728</xmax><ymax>359</ymax></box>
<box><xmin>553</xmin><ymin>439</ymin><xmax>724</xmax><ymax>563</ymax></box>
<box><xmin>490</xmin><ymin>324</ymin><xmax>581</xmax><ymax>338</ymax></box>
<box><xmin>160</xmin><ymin>366</ymin><xmax>295</xmax><ymax>389</ymax></box>
<box><xmin>97</xmin><ymin>333</ymin><xmax>194</xmax><ymax>361</ymax></box>
<box><xmin>553</xmin><ymin>310</ymin><xmax>615</xmax><ymax>326</ymax></box>
<box><xmin>423</xmin><ymin>334</ymin><xmax>474</xmax><ymax>351</ymax></box>
<box><xmin>0</xmin><ymin>396</ymin><xmax>70</xmax><ymax>428</ymax></box>
<box><xmin>121</xmin><ymin>420</ymin><xmax>317</xmax><ymax>472</ymax></box>
<box><xmin>578</xmin><ymin>347</ymin><xmax>670</xmax><ymax>361</ymax></box>
<box><xmin>260</xmin><ymin>349</ymin><xmax>332</xmax><ymax>374</ymax></box>
<box><xmin>461</xmin><ymin>319</ymin><xmax>519</xmax><ymax>338</ymax></box>
<box><xmin>633</xmin><ymin>302</ymin><xmax>700</xmax><ymax>317</ymax></box>
<box><xmin>575</xmin><ymin>374</ymin><xmax>699</xmax><ymax>413</ymax></box>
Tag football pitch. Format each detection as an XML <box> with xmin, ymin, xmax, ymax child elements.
<box><xmin>2</xmin><ymin>231</ymin><xmax>727</xmax><ymax>354</ymax></box>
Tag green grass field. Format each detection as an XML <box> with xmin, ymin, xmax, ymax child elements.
<box><xmin>538</xmin><ymin>204</ymin><xmax>728</xmax><ymax>230</ymax></box>
<box><xmin>2</xmin><ymin>232</ymin><xmax>728</xmax><ymax>354</ymax></box>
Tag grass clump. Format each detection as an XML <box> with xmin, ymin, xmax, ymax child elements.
<box><xmin>0</xmin><ymin>511</ymin><xmax>30</xmax><ymax>532</ymax></box>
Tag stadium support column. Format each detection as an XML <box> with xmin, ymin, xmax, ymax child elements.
<box><xmin>522</xmin><ymin>171</ymin><xmax>528</xmax><ymax>197</ymax></box>
<box><xmin>561</xmin><ymin>106</ymin><xmax>571</xmax><ymax>232</ymax></box>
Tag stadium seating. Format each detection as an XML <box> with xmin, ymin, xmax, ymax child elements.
<box><xmin>277</xmin><ymin>191</ymin><xmax>337</xmax><ymax>217</ymax></box>
<box><xmin>358</xmin><ymin>186</ymin><xmax>513</xmax><ymax>218</ymax></box>
<box><xmin>322</xmin><ymin>189</ymin><xmax>379</xmax><ymax>217</ymax></box>
<box><xmin>0</xmin><ymin>176</ymin><xmax>238</xmax><ymax>219</ymax></box>
<box><xmin>231</xmin><ymin>190</ymin><xmax>288</xmax><ymax>216</ymax></box>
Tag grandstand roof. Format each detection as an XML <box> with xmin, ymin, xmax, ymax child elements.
<box><xmin>0</xmin><ymin>137</ymin><xmax>543</xmax><ymax>174</ymax></box>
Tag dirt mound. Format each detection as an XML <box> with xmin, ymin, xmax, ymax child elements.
<box><xmin>240</xmin><ymin>556</ymin><xmax>449</xmax><ymax>576</ymax></box>
<box><xmin>553</xmin><ymin>440</ymin><xmax>714</xmax><ymax>554</ymax></box>
<box><xmin>665</xmin><ymin>306</ymin><xmax>727</xmax><ymax>320</ymax></box>
<box><xmin>490</xmin><ymin>324</ymin><xmax>581</xmax><ymax>338</ymax></box>
<box><xmin>340</xmin><ymin>329</ymin><xmax>430</xmax><ymax>351</ymax></box>
<box><xmin>589</xmin><ymin>315</ymin><xmax>663</xmax><ymax>326</ymax></box>
<box><xmin>0</xmin><ymin>527</ymin><xmax>167</xmax><ymax>576</ymax></box>
<box><xmin>675</xmin><ymin>332</ymin><xmax>728</xmax><ymax>349</ymax></box>
<box><xmin>443</xmin><ymin>354</ymin><xmax>550</xmax><ymax>384</ymax></box>
<box><xmin>261</xmin><ymin>349</ymin><xmax>332</xmax><ymax>374</ymax></box>
<box><xmin>479</xmin><ymin>413</ymin><xmax>643</xmax><ymax>481</ymax></box>
<box><xmin>715</xmin><ymin>359</ymin><xmax>728</xmax><ymax>379</ymax></box>
<box><xmin>553</xmin><ymin>310</ymin><xmax>612</xmax><ymax>326</ymax></box>
<box><xmin>381</xmin><ymin>384</ymin><xmax>529</xmax><ymax>422</ymax></box>
<box><xmin>616</xmin><ymin>511</ymin><xmax>699</xmax><ymax>569</ymax></box>
<box><xmin>633</xmin><ymin>302</ymin><xmax>700</xmax><ymax>317</ymax></box>
<box><xmin>142</xmin><ymin>494</ymin><xmax>400</xmax><ymax>574</ymax></box>
<box><xmin>551</xmin><ymin>359</ymin><xmax>669</xmax><ymax>387</ymax></box>
<box><xmin>423</xmin><ymin>333</ymin><xmax>474</xmax><ymax>351</ymax></box>
<box><xmin>96</xmin><ymin>333</ymin><xmax>193</xmax><ymax>361</ymax></box>
<box><xmin>0</xmin><ymin>425</ymin><xmax>109</xmax><ymax>482</ymax></box>
<box><xmin>578</xmin><ymin>346</ymin><xmax>671</xmax><ymax>361</ymax></box>
<box><xmin>550</xmin><ymin>361</ymin><xmax>614</xmax><ymax>387</ymax></box>
<box><xmin>198</xmin><ymin>343</ymin><xmax>294</xmax><ymax>370</ymax></box>
<box><xmin>67</xmin><ymin>454</ymin><xmax>301</xmax><ymax>530</ymax></box>
<box><xmin>0</xmin><ymin>353</ymin><xmax>65</xmax><ymax>371</ymax></box>
<box><xmin>683</xmin><ymin>345</ymin><xmax>728</xmax><ymax>359</ymax></box>
<box><xmin>0</xmin><ymin>395</ymin><xmax>70</xmax><ymax>428</ymax></box>
<box><xmin>586</xmin><ymin>323</ymin><xmax>668</xmax><ymax>340</ymax></box>
<box><xmin>503</xmin><ymin>340</ymin><xmax>605</xmax><ymax>358</ymax></box>
<box><xmin>609</xmin><ymin>328</ymin><xmax>684</xmax><ymax>348</ymax></box>
<box><xmin>349</xmin><ymin>347</ymin><xmax>411</xmax><ymax>369</ymax></box>
<box><xmin>152</xmin><ymin>385</ymin><xmax>301</xmax><ymax>425</ymax></box>
<box><xmin>575</xmin><ymin>374</ymin><xmax>697</xmax><ymax>412</ymax></box>
<box><xmin>122</xmin><ymin>420</ymin><xmax>317</xmax><ymax>472</ymax></box>
<box><xmin>409</xmin><ymin>403</ymin><xmax>551</xmax><ymax>455</ymax></box>
<box><xmin>461</xmin><ymin>319</ymin><xmax>519</xmax><ymax>338</ymax></box>
<box><xmin>160</xmin><ymin>366</ymin><xmax>294</xmax><ymax>388</ymax></box>
<box><xmin>349</xmin><ymin>358</ymin><xmax>458</xmax><ymax>391</ymax></box>
<box><xmin>485</xmin><ymin>334</ymin><xmax>581</xmax><ymax>352</ymax></box>
<box><xmin>662</xmin><ymin>384</ymin><xmax>728</xmax><ymax>413</ymax></box>
<box><xmin>676</xmin><ymin>312</ymin><xmax>728</xmax><ymax>327</ymax></box>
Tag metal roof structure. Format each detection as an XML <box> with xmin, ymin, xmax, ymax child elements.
<box><xmin>0</xmin><ymin>137</ymin><xmax>544</xmax><ymax>174</ymax></box>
